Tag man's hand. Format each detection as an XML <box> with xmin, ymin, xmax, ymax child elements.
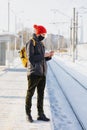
<box><xmin>50</xmin><ymin>51</ymin><xmax>54</xmax><ymax>57</ymax></box>
<box><xmin>44</xmin><ymin>51</ymin><xmax>54</xmax><ymax>58</ymax></box>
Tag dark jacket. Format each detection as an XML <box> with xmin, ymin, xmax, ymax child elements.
<box><xmin>26</xmin><ymin>33</ymin><xmax>51</xmax><ymax>76</ymax></box>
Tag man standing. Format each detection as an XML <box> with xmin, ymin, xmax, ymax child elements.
<box><xmin>25</xmin><ymin>24</ymin><xmax>54</xmax><ymax>122</ymax></box>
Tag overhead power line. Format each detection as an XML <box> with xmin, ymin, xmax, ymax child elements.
<box><xmin>51</xmin><ymin>9</ymin><xmax>71</xmax><ymax>19</ymax></box>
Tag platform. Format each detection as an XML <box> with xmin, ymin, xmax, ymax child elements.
<box><xmin>0</xmin><ymin>64</ymin><xmax>53</xmax><ymax>130</ymax></box>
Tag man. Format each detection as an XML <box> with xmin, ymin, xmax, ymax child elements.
<box><xmin>25</xmin><ymin>24</ymin><xmax>54</xmax><ymax>122</ymax></box>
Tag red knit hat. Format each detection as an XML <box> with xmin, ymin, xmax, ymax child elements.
<box><xmin>33</xmin><ymin>24</ymin><xmax>47</xmax><ymax>35</ymax></box>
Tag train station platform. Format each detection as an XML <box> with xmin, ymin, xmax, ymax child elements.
<box><xmin>0</xmin><ymin>61</ymin><xmax>53</xmax><ymax>130</ymax></box>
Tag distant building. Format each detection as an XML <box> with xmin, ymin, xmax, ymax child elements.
<box><xmin>45</xmin><ymin>33</ymin><xmax>67</xmax><ymax>50</ymax></box>
<box><xmin>0</xmin><ymin>32</ymin><xmax>17</xmax><ymax>65</ymax></box>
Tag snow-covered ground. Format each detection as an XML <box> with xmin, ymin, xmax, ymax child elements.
<box><xmin>46</xmin><ymin>53</ymin><xmax>87</xmax><ymax>130</ymax></box>
<box><xmin>0</xmin><ymin>58</ymin><xmax>53</xmax><ymax>130</ymax></box>
<box><xmin>0</xmin><ymin>53</ymin><xmax>87</xmax><ymax>130</ymax></box>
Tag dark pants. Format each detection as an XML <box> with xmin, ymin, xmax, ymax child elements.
<box><xmin>25</xmin><ymin>75</ymin><xmax>46</xmax><ymax>116</ymax></box>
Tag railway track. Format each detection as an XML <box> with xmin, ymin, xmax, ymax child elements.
<box><xmin>53</xmin><ymin>58</ymin><xmax>87</xmax><ymax>90</ymax></box>
<box><xmin>48</xmin><ymin>59</ymin><xmax>87</xmax><ymax>130</ymax></box>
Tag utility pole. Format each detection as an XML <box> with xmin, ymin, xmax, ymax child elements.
<box><xmin>72</xmin><ymin>8</ymin><xmax>76</xmax><ymax>62</ymax></box>
<box><xmin>75</xmin><ymin>12</ymin><xmax>78</xmax><ymax>59</ymax></box>
<box><xmin>8</xmin><ymin>1</ymin><xmax>10</xmax><ymax>32</ymax></box>
<box><xmin>7</xmin><ymin>1</ymin><xmax>10</xmax><ymax>67</ymax></box>
<box><xmin>70</xmin><ymin>19</ymin><xmax>73</xmax><ymax>56</ymax></box>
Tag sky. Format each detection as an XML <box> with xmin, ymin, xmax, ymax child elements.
<box><xmin>0</xmin><ymin>0</ymin><xmax>87</xmax><ymax>42</ymax></box>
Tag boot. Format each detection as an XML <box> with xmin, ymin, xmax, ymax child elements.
<box><xmin>27</xmin><ymin>114</ymin><xmax>33</xmax><ymax>122</ymax></box>
<box><xmin>37</xmin><ymin>114</ymin><xmax>50</xmax><ymax>121</ymax></box>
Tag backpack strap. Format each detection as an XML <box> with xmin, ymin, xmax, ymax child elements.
<box><xmin>26</xmin><ymin>38</ymin><xmax>36</xmax><ymax>50</ymax></box>
<box><xmin>30</xmin><ymin>38</ymin><xmax>36</xmax><ymax>46</ymax></box>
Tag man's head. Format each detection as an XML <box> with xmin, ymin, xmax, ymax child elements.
<box><xmin>33</xmin><ymin>24</ymin><xmax>47</xmax><ymax>41</ymax></box>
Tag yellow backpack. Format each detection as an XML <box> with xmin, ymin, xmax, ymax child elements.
<box><xmin>19</xmin><ymin>38</ymin><xmax>36</xmax><ymax>68</ymax></box>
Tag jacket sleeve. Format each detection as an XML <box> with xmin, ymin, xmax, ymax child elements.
<box><xmin>26</xmin><ymin>40</ymin><xmax>44</xmax><ymax>64</ymax></box>
<box><xmin>45</xmin><ymin>57</ymin><xmax>52</xmax><ymax>61</ymax></box>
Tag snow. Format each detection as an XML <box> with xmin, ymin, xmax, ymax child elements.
<box><xmin>46</xmin><ymin>53</ymin><xmax>87</xmax><ymax>130</ymax></box>
<box><xmin>0</xmin><ymin>54</ymin><xmax>87</xmax><ymax>130</ymax></box>
<box><xmin>46</xmin><ymin>68</ymin><xmax>82</xmax><ymax>130</ymax></box>
<box><xmin>0</xmin><ymin>58</ymin><xmax>52</xmax><ymax>130</ymax></box>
